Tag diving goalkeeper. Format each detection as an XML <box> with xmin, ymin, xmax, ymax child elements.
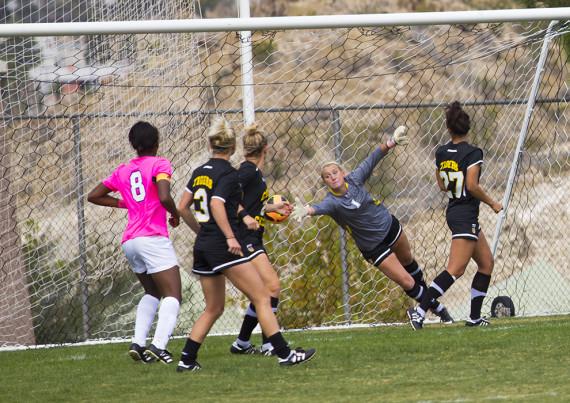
<box><xmin>292</xmin><ymin>126</ymin><xmax>453</xmax><ymax>322</ymax></box>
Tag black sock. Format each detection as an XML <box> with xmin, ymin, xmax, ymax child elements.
<box><xmin>238</xmin><ymin>303</ymin><xmax>258</xmax><ymax>343</ymax></box>
<box><xmin>470</xmin><ymin>272</ymin><xmax>491</xmax><ymax>320</ymax></box>
<box><xmin>419</xmin><ymin>270</ymin><xmax>455</xmax><ymax>313</ymax></box>
<box><xmin>404</xmin><ymin>260</ymin><xmax>426</xmax><ymax>289</ymax></box>
<box><xmin>267</xmin><ymin>331</ymin><xmax>291</xmax><ymax>359</ymax></box>
<box><xmin>181</xmin><ymin>338</ymin><xmax>201</xmax><ymax>362</ymax></box>
<box><xmin>262</xmin><ymin>297</ymin><xmax>280</xmax><ymax>345</ymax></box>
<box><xmin>404</xmin><ymin>282</ymin><xmax>423</xmax><ymax>302</ymax></box>
<box><xmin>404</xmin><ymin>260</ymin><xmax>429</xmax><ymax>303</ymax></box>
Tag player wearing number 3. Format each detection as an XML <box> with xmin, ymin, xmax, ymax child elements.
<box><xmin>87</xmin><ymin>121</ymin><xmax>182</xmax><ymax>364</ymax></box>
<box><xmin>175</xmin><ymin>118</ymin><xmax>315</xmax><ymax>371</ymax></box>
<box><xmin>292</xmin><ymin>126</ymin><xmax>453</xmax><ymax>323</ymax></box>
<box><xmin>407</xmin><ymin>101</ymin><xmax>503</xmax><ymax>330</ymax></box>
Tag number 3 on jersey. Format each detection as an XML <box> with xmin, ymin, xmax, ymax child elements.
<box><xmin>130</xmin><ymin>171</ymin><xmax>146</xmax><ymax>202</ymax></box>
<box><xmin>440</xmin><ymin>171</ymin><xmax>465</xmax><ymax>199</ymax></box>
<box><xmin>193</xmin><ymin>188</ymin><xmax>210</xmax><ymax>222</ymax></box>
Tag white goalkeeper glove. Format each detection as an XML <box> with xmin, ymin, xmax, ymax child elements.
<box><xmin>386</xmin><ymin>125</ymin><xmax>408</xmax><ymax>149</ymax></box>
<box><xmin>291</xmin><ymin>197</ymin><xmax>310</xmax><ymax>223</ymax></box>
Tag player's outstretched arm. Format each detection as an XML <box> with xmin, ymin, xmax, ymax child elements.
<box><xmin>291</xmin><ymin>197</ymin><xmax>315</xmax><ymax>222</ymax></box>
<box><xmin>383</xmin><ymin>125</ymin><xmax>408</xmax><ymax>153</ymax></box>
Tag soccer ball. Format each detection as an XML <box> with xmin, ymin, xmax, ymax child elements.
<box><xmin>264</xmin><ymin>194</ymin><xmax>290</xmax><ymax>223</ymax></box>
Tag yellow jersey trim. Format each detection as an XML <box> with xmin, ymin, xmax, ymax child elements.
<box><xmin>156</xmin><ymin>173</ymin><xmax>171</xmax><ymax>182</ymax></box>
<box><xmin>329</xmin><ymin>182</ymin><xmax>348</xmax><ymax>196</ymax></box>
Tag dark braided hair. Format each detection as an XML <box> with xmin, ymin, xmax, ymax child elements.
<box><xmin>445</xmin><ymin>101</ymin><xmax>470</xmax><ymax>136</ymax></box>
<box><xmin>129</xmin><ymin>121</ymin><xmax>159</xmax><ymax>154</ymax></box>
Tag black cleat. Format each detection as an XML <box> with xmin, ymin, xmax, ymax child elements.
<box><xmin>176</xmin><ymin>360</ymin><xmax>202</xmax><ymax>372</ymax></box>
<box><xmin>129</xmin><ymin>343</ymin><xmax>150</xmax><ymax>363</ymax></box>
<box><xmin>465</xmin><ymin>317</ymin><xmax>490</xmax><ymax>327</ymax></box>
<box><xmin>278</xmin><ymin>348</ymin><xmax>316</xmax><ymax>366</ymax></box>
<box><xmin>128</xmin><ymin>343</ymin><xmax>153</xmax><ymax>363</ymax></box>
<box><xmin>144</xmin><ymin>344</ymin><xmax>174</xmax><ymax>364</ymax></box>
<box><xmin>230</xmin><ymin>341</ymin><xmax>259</xmax><ymax>355</ymax></box>
<box><xmin>407</xmin><ymin>307</ymin><xmax>424</xmax><ymax>330</ymax></box>
<box><xmin>433</xmin><ymin>306</ymin><xmax>454</xmax><ymax>324</ymax></box>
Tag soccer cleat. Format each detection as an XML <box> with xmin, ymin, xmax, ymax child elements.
<box><xmin>433</xmin><ymin>306</ymin><xmax>454</xmax><ymax>324</ymax></box>
<box><xmin>176</xmin><ymin>360</ymin><xmax>202</xmax><ymax>372</ymax></box>
<box><xmin>128</xmin><ymin>343</ymin><xmax>151</xmax><ymax>363</ymax></box>
<box><xmin>144</xmin><ymin>344</ymin><xmax>174</xmax><ymax>364</ymax></box>
<box><xmin>406</xmin><ymin>307</ymin><xmax>424</xmax><ymax>330</ymax></box>
<box><xmin>260</xmin><ymin>346</ymin><xmax>276</xmax><ymax>356</ymax></box>
<box><xmin>465</xmin><ymin>317</ymin><xmax>490</xmax><ymax>327</ymax></box>
<box><xmin>230</xmin><ymin>341</ymin><xmax>259</xmax><ymax>355</ymax></box>
<box><xmin>278</xmin><ymin>348</ymin><xmax>316</xmax><ymax>366</ymax></box>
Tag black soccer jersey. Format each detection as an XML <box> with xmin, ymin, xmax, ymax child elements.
<box><xmin>435</xmin><ymin>141</ymin><xmax>483</xmax><ymax>220</ymax></box>
<box><xmin>238</xmin><ymin>160</ymin><xmax>269</xmax><ymax>232</ymax></box>
<box><xmin>186</xmin><ymin>158</ymin><xmax>242</xmax><ymax>239</ymax></box>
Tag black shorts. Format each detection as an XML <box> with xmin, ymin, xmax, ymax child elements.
<box><xmin>240</xmin><ymin>230</ymin><xmax>267</xmax><ymax>258</ymax></box>
<box><xmin>447</xmin><ymin>218</ymin><xmax>481</xmax><ymax>241</ymax></box>
<box><xmin>192</xmin><ymin>236</ymin><xmax>263</xmax><ymax>276</ymax></box>
<box><xmin>361</xmin><ymin>215</ymin><xmax>403</xmax><ymax>266</ymax></box>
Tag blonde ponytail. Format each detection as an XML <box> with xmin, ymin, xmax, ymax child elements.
<box><xmin>243</xmin><ymin>123</ymin><xmax>268</xmax><ymax>157</ymax></box>
<box><xmin>208</xmin><ymin>117</ymin><xmax>236</xmax><ymax>154</ymax></box>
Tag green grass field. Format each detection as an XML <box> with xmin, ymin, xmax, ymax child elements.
<box><xmin>2</xmin><ymin>316</ymin><xmax>569</xmax><ymax>402</ymax></box>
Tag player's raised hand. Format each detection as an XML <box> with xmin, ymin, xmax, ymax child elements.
<box><xmin>387</xmin><ymin>125</ymin><xmax>408</xmax><ymax>148</ymax></box>
<box><xmin>291</xmin><ymin>197</ymin><xmax>310</xmax><ymax>222</ymax></box>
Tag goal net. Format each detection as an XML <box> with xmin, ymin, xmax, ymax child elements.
<box><xmin>1</xmin><ymin>1</ymin><xmax>569</xmax><ymax>346</ymax></box>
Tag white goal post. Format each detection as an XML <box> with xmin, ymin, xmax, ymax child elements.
<box><xmin>0</xmin><ymin>8</ymin><xmax>569</xmax><ymax>36</ymax></box>
<box><xmin>1</xmin><ymin>4</ymin><xmax>569</xmax><ymax>347</ymax></box>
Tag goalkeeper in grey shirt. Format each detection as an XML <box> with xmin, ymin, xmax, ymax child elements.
<box><xmin>292</xmin><ymin>126</ymin><xmax>453</xmax><ymax>323</ymax></box>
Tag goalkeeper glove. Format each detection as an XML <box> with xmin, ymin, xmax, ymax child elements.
<box><xmin>291</xmin><ymin>197</ymin><xmax>310</xmax><ymax>223</ymax></box>
<box><xmin>386</xmin><ymin>125</ymin><xmax>408</xmax><ymax>149</ymax></box>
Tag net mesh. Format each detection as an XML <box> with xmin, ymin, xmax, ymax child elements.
<box><xmin>0</xmin><ymin>1</ymin><xmax>569</xmax><ymax>346</ymax></box>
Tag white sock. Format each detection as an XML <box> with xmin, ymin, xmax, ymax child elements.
<box><xmin>133</xmin><ymin>294</ymin><xmax>159</xmax><ymax>347</ymax></box>
<box><xmin>236</xmin><ymin>339</ymin><xmax>251</xmax><ymax>348</ymax></box>
<box><xmin>151</xmin><ymin>296</ymin><xmax>180</xmax><ymax>350</ymax></box>
<box><xmin>261</xmin><ymin>342</ymin><xmax>274</xmax><ymax>352</ymax></box>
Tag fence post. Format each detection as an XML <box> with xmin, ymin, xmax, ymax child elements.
<box><xmin>332</xmin><ymin>108</ymin><xmax>351</xmax><ymax>323</ymax></box>
<box><xmin>491</xmin><ymin>20</ymin><xmax>558</xmax><ymax>256</ymax></box>
<box><xmin>72</xmin><ymin>116</ymin><xmax>90</xmax><ymax>340</ymax></box>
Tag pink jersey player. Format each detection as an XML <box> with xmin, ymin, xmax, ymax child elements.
<box><xmin>88</xmin><ymin>121</ymin><xmax>181</xmax><ymax>364</ymax></box>
<box><xmin>103</xmin><ymin>156</ymin><xmax>173</xmax><ymax>243</ymax></box>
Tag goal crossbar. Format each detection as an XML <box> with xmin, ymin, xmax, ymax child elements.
<box><xmin>0</xmin><ymin>8</ymin><xmax>568</xmax><ymax>37</ymax></box>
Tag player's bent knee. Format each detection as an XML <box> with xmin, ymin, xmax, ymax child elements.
<box><xmin>266</xmin><ymin>282</ymin><xmax>281</xmax><ymax>297</ymax></box>
<box><xmin>251</xmin><ymin>296</ymin><xmax>270</xmax><ymax>308</ymax></box>
<box><xmin>448</xmin><ymin>266</ymin><xmax>467</xmax><ymax>278</ymax></box>
<box><xmin>205</xmin><ymin>305</ymin><xmax>224</xmax><ymax>319</ymax></box>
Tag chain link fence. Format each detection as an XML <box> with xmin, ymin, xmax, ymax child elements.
<box><xmin>1</xmin><ymin>93</ymin><xmax>568</xmax><ymax>346</ymax></box>
<box><xmin>1</xmin><ymin>13</ymin><xmax>569</xmax><ymax>346</ymax></box>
